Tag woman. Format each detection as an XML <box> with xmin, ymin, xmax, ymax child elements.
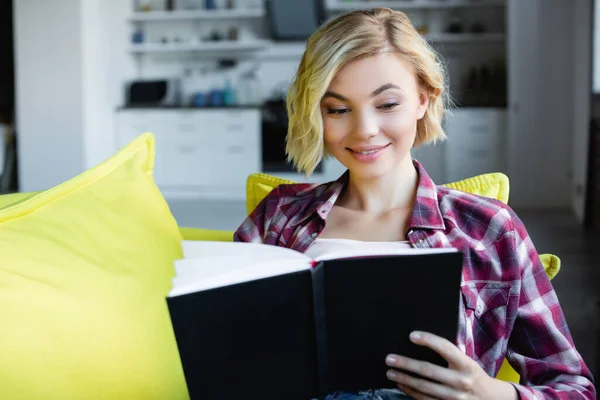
<box><xmin>234</xmin><ymin>8</ymin><xmax>596</xmax><ymax>400</ymax></box>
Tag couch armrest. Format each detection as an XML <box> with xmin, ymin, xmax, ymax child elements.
<box><xmin>179</xmin><ymin>227</ymin><xmax>234</xmax><ymax>242</ymax></box>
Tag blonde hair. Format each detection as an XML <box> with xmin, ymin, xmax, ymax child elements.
<box><xmin>285</xmin><ymin>7</ymin><xmax>450</xmax><ymax>175</ymax></box>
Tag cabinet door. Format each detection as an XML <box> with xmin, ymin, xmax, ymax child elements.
<box><xmin>116</xmin><ymin>110</ymin><xmax>207</xmax><ymax>189</ymax></box>
<box><xmin>203</xmin><ymin>109</ymin><xmax>261</xmax><ymax>189</ymax></box>
<box><xmin>444</xmin><ymin>109</ymin><xmax>507</xmax><ymax>183</ymax></box>
<box><xmin>156</xmin><ymin>123</ymin><xmax>207</xmax><ymax>188</ymax></box>
<box><xmin>116</xmin><ymin>109</ymin><xmax>260</xmax><ymax>194</ymax></box>
<box><xmin>116</xmin><ymin>110</ymin><xmax>160</xmax><ymax>147</ymax></box>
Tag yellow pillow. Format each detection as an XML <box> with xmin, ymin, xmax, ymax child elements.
<box><xmin>245</xmin><ymin>172</ymin><xmax>509</xmax><ymax>215</ymax></box>
<box><xmin>0</xmin><ymin>192</ymin><xmax>35</xmax><ymax>207</ymax></box>
<box><xmin>0</xmin><ymin>133</ymin><xmax>188</xmax><ymax>399</ymax></box>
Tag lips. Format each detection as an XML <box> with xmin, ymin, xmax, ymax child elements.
<box><xmin>347</xmin><ymin>144</ymin><xmax>391</xmax><ymax>154</ymax></box>
<box><xmin>345</xmin><ymin>143</ymin><xmax>391</xmax><ymax>163</ymax></box>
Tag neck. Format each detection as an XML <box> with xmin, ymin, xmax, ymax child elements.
<box><xmin>341</xmin><ymin>156</ymin><xmax>419</xmax><ymax>214</ymax></box>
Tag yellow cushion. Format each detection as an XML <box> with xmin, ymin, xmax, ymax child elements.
<box><xmin>246</xmin><ymin>172</ymin><xmax>510</xmax><ymax>215</ymax></box>
<box><xmin>0</xmin><ymin>191</ymin><xmax>38</xmax><ymax>208</ymax></box>
<box><xmin>246</xmin><ymin>173</ymin><xmax>296</xmax><ymax>215</ymax></box>
<box><xmin>179</xmin><ymin>226</ymin><xmax>233</xmax><ymax>242</ymax></box>
<box><xmin>0</xmin><ymin>133</ymin><xmax>188</xmax><ymax>399</ymax></box>
<box><xmin>442</xmin><ymin>172</ymin><xmax>510</xmax><ymax>204</ymax></box>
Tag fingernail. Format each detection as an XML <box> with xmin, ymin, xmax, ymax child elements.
<box><xmin>410</xmin><ymin>331</ymin><xmax>422</xmax><ymax>341</ymax></box>
<box><xmin>387</xmin><ymin>370</ymin><xmax>396</xmax><ymax>379</ymax></box>
<box><xmin>386</xmin><ymin>355</ymin><xmax>396</xmax><ymax>365</ymax></box>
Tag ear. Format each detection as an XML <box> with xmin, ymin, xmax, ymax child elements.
<box><xmin>417</xmin><ymin>90</ymin><xmax>430</xmax><ymax>120</ymax></box>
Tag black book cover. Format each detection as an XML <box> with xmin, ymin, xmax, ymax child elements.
<box><xmin>167</xmin><ymin>251</ymin><xmax>463</xmax><ymax>400</ymax></box>
<box><xmin>313</xmin><ymin>252</ymin><xmax>464</xmax><ymax>395</ymax></box>
<box><xmin>167</xmin><ymin>270</ymin><xmax>319</xmax><ymax>400</ymax></box>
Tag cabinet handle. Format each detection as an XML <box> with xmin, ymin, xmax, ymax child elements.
<box><xmin>225</xmin><ymin>125</ymin><xmax>244</xmax><ymax>131</ymax></box>
<box><xmin>226</xmin><ymin>145</ymin><xmax>245</xmax><ymax>154</ymax></box>
<box><xmin>178</xmin><ymin>124</ymin><xmax>195</xmax><ymax>132</ymax></box>
<box><xmin>178</xmin><ymin>145</ymin><xmax>196</xmax><ymax>154</ymax></box>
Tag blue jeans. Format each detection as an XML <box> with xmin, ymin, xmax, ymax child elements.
<box><xmin>318</xmin><ymin>388</ymin><xmax>413</xmax><ymax>399</ymax></box>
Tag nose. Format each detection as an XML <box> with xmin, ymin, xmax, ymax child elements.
<box><xmin>352</xmin><ymin>109</ymin><xmax>379</xmax><ymax>139</ymax></box>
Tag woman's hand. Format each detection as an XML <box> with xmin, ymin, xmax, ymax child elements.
<box><xmin>385</xmin><ymin>331</ymin><xmax>518</xmax><ymax>400</ymax></box>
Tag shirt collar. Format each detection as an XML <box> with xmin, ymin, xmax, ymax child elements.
<box><xmin>408</xmin><ymin>160</ymin><xmax>446</xmax><ymax>231</ymax></box>
<box><xmin>295</xmin><ymin>160</ymin><xmax>445</xmax><ymax>231</ymax></box>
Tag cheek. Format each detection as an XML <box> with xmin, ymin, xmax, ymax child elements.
<box><xmin>381</xmin><ymin>111</ymin><xmax>418</xmax><ymax>139</ymax></box>
<box><xmin>323</xmin><ymin>118</ymin><xmax>348</xmax><ymax>146</ymax></box>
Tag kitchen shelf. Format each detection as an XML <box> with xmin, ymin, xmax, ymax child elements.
<box><xmin>129</xmin><ymin>40</ymin><xmax>272</xmax><ymax>54</ymax></box>
<box><xmin>128</xmin><ymin>8</ymin><xmax>265</xmax><ymax>22</ymax></box>
<box><xmin>326</xmin><ymin>0</ymin><xmax>506</xmax><ymax>12</ymax></box>
<box><xmin>129</xmin><ymin>33</ymin><xmax>503</xmax><ymax>56</ymax></box>
<box><xmin>258</xmin><ymin>42</ymin><xmax>307</xmax><ymax>59</ymax></box>
<box><xmin>424</xmin><ymin>32</ymin><xmax>505</xmax><ymax>42</ymax></box>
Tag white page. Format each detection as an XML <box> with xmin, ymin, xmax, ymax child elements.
<box><xmin>180</xmin><ymin>241</ymin><xmax>311</xmax><ymax>262</ymax></box>
<box><xmin>169</xmin><ymin>255</ymin><xmax>310</xmax><ymax>297</ymax></box>
<box><xmin>170</xmin><ymin>242</ymin><xmax>313</xmax><ymax>297</ymax></box>
<box><xmin>314</xmin><ymin>245</ymin><xmax>458</xmax><ymax>262</ymax></box>
<box><xmin>171</xmin><ymin>240</ymin><xmax>458</xmax><ymax>298</ymax></box>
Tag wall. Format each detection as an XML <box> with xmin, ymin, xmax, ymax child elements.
<box><xmin>81</xmin><ymin>0</ymin><xmax>138</xmax><ymax>169</ymax></box>
<box><xmin>534</xmin><ymin>0</ymin><xmax>573</xmax><ymax>208</ymax></box>
<box><xmin>572</xmin><ymin>0</ymin><xmax>592</xmax><ymax>222</ymax></box>
<box><xmin>14</xmin><ymin>0</ymin><xmax>85</xmax><ymax>192</ymax></box>
<box><xmin>81</xmin><ymin>0</ymin><xmax>126</xmax><ymax>169</ymax></box>
<box><xmin>507</xmin><ymin>0</ymin><xmax>574</xmax><ymax>209</ymax></box>
<box><xmin>14</xmin><ymin>0</ymin><xmax>136</xmax><ymax>190</ymax></box>
<box><xmin>594</xmin><ymin>0</ymin><xmax>600</xmax><ymax>94</ymax></box>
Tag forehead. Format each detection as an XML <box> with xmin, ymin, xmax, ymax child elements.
<box><xmin>328</xmin><ymin>53</ymin><xmax>418</xmax><ymax>94</ymax></box>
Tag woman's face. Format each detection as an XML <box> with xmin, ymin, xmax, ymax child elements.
<box><xmin>320</xmin><ymin>53</ymin><xmax>429</xmax><ymax>180</ymax></box>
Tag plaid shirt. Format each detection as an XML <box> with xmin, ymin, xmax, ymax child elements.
<box><xmin>234</xmin><ymin>161</ymin><xmax>596</xmax><ymax>399</ymax></box>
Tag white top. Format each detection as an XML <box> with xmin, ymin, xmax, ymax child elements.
<box><xmin>305</xmin><ymin>237</ymin><xmax>414</xmax><ymax>259</ymax></box>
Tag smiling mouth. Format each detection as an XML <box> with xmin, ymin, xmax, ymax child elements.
<box><xmin>347</xmin><ymin>144</ymin><xmax>392</xmax><ymax>154</ymax></box>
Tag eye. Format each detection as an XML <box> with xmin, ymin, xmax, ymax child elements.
<box><xmin>378</xmin><ymin>102</ymin><xmax>400</xmax><ymax>110</ymax></box>
<box><xmin>327</xmin><ymin>108</ymin><xmax>350</xmax><ymax>115</ymax></box>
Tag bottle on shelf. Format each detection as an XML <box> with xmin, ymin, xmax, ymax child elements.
<box><xmin>189</xmin><ymin>68</ymin><xmax>210</xmax><ymax>107</ymax></box>
<box><xmin>224</xmin><ymin>77</ymin><xmax>236</xmax><ymax>106</ymax></box>
<box><xmin>238</xmin><ymin>64</ymin><xmax>262</xmax><ymax>106</ymax></box>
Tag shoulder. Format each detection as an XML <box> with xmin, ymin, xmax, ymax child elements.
<box><xmin>234</xmin><ymin>179</ymin><xmax>336</xmax><ymax>243</ymax></box>
<box><xmin>259</xmin><ymin>180</ymin><xmax>332</xmax><ymax>211</ymax></box>
<box><xmin>435</xmin><ymin>185</ymin><xmax>520</xmax><ymax>243</ymax></box>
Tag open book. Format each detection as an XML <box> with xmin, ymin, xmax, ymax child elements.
<box><xmin>167</xmin><ymin>241</ymin><xmax>463</xmax><ymax>400</ymax></box>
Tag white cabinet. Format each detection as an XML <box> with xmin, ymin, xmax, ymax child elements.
<box><xmin>115</xmin><ymin>108</ymin><xmax>261</xmax><ymax>199</ymax></box>
<box><xmin>443</xmin><ymin>108</ymin><xmax>507</xmax><ymax>183</ymax></box>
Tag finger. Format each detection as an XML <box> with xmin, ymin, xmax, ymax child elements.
<box><xmin>409</xmin><ymin>331</ymin><xmax>470</xmax><ymax>368</ymax></box>
<box><xmin>398</xmin><ymin>384</ymin><xmax>437</xmax><ymax>400</ymax></box>
<box><xmin>387</xmin><ymin>369</ymin><xmax>463</xmax><ymax>400</ymax></box>
<box><xmin>386</xmin><ymin>354</ymin><xmax>460</xmax><ymax>385</ymax></box>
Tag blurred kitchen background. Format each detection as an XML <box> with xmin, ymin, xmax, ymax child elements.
<box><xmin>0</xmin><ymin>0</ymin><xmax>595</xmax><ymax>228</ymax></box>
<box><xmin>1</xmin><ymin>0</ymin><xmax>600</xmax><ymax>386</ymax></box>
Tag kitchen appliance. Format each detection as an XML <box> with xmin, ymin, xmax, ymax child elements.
<box><xmin>126</xmin><ymin>79</ymin><xmax>181</xmax><ymax>107</ymax></box>
<box><xmin>266</xmin><ymin>0</ymin><xmax>323</xmax><ymax>41</ymax></box>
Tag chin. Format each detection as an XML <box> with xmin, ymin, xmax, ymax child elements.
<box><xmin>345</xmin><ymin>162</ymin><xmax>395</xmax><ymax>180</ymax></box>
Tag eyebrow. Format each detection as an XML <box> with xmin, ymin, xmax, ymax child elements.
<box><xmin>322</xmin><ymin>83</ymin><xmax>402</xmax><ymax>102</ymax></box>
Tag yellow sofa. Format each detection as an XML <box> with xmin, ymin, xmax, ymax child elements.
<box><xmin>0</xmin><ymin>133</ymin><xmax>559</xmax><ymax>397</ymax></box>
<box><xmin>183</xmin><ymin>171</ymin><xmax>561</xmax><ymax>385</ymax></box>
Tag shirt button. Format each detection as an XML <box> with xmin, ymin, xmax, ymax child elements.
<box><xmin>476</xmin><ymin>304</ymin><xmax>483</xmax><ymax>313</ymax></box>
<box><xmin>311</xmin><ymin>233</ymin><xmax>318</xmax><ymax>239</ymax></box>
<box><xmin>418</xmin><ymin>239</ymin><xmax>424</xmax><ymax>244</ymax></box>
